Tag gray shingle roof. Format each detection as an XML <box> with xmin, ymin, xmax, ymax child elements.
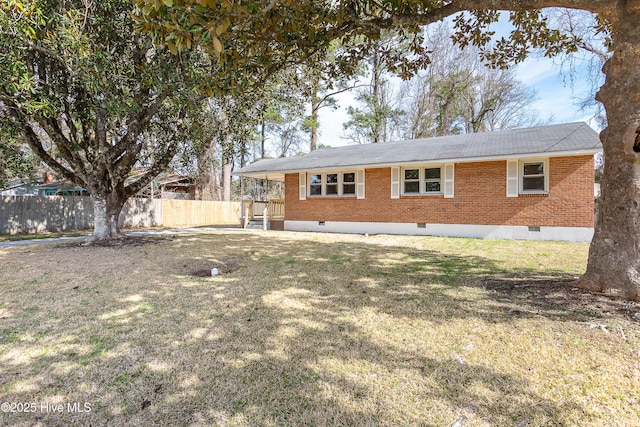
<box><xmin>234</xmin><ymin>122</ymin><xmax>602</xmax><ymax>180</ymax></box>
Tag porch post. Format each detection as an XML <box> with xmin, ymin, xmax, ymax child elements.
<box><xmin>263</xmin><ymin>206</ymin><xmax>268</xmax><ymax>230</ymax></box>
<box><xmin>240</xmin><ymin>176</ymin><xmax>244</xmax><ymax>227</ymax></box>
<box><xmin>263</xmin><ymin>177</ymin><xmax>269</xmax><ymax>231</ymax></box>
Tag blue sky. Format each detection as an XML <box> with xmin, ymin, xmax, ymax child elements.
<box><xmin>515</xmin><ymin>57</ymin><xmax>601</xmax><ymax>124</ymax></box>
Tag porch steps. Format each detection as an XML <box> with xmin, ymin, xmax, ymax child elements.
<box><xmin>244</xmin><ymin>219</ymin><xmax>267</xmax><ymax>230</ymax></box>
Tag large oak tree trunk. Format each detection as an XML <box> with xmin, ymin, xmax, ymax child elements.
<box><xmin>87</xmin><ymin>193</ymin><xmax>126</xmax><ymax>244</ymax></box>
<box><xmin>578</xmin><ymin>8</ymin><xmax>640</xmax><ymax>301</ymax></box>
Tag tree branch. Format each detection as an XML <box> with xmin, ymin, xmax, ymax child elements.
<box><xmin>32</xmin><ymin>115</ymin><xmax>89</xmax><ymax>181</ymax></box>
<box><xmin>124</xmin><ymin>140</ymin><xmax>180</xmax><ymax>197</ymax></box>
<box><xmin>2</xmin><ymin>97</ymin><xmax>82</xmax><ymax>186</ymax></box>
<box><xmin>106</xmin><ymin>93</ymin><xmax>168</xmax><ymax>163</ymax></box>
<box><xmin>23</xmin><ymin>42</ymin><xmax>75</xmax><ymax>78</ymax></box>
<box><xmin>313</xmin><ymin>83</ymin><xmax>368</xmax><ymax>114</ymax></box>
<box><xmin>342</xmin><ymin>0</ymin><xmax>612</xmax><ymax>33</ymax></box>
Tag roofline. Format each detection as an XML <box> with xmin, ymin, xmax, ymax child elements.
<box><xmin>232</xmin><ymin>148</ymin><xmax>602</xmax><ymax>179</ymax></box>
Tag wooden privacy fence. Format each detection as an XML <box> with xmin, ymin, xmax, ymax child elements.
<box><xmin>161</xmin><ymin>199</ymin><xmax>241</xmax><ymax>227</ymax></box>
<box><xmin>0</xmin><ymin>196</ymin><xmax>242</xmax><ymax>234</ymax></box>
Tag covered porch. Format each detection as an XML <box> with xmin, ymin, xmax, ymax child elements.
<box><xmin>240</xmin><ymin>198</ymin><xmax>285</xmax><ymax>230</ymax></box>
<box><xmin>237</xmin><ymin>167</ymin><xmax>287</xmax><ymax>230</ymax></box>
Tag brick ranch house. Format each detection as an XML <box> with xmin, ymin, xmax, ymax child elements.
<box><xmin>234</xmin><ymin>122</ymin><xmax>602</xmax><ymax>242</ymax></box>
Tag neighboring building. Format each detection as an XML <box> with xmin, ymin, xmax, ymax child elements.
<box><xmin>1</xmin><ymin>172</ymin><xmax>88</xmax><ymax>197</ymax></box>
<box><xmin>133</xmin><ymin>172</ymin><xmax>196</xmax><ymax>200</ymax></box>
<box><xmin>2</xmin><ymin>171</ymin><xmax>196</xmax><ymax>199</ymax></box>
<box><xmin>233</xmin><ymin>122</ymin><xmax>602</xmax><ymax>242</ymax></box>
<box><xmin>37</xmin><ymin>183</ymin><xmax>88</xmax><ymax>196</ymax></box>
<box><xmin>0</xmin><ymin>179</ymin><xmax>40</xmax><ymax>196</ymax></box>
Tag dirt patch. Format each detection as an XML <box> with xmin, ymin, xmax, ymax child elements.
<box><xmin>192</xmin><ymin>257</ymin><xmax>243</xmax><ymax>276</ymax></box>
<box><xmin>482</xmin><ymin>276</ymin><xmax>640</xmax><ymax>322</ymax></box>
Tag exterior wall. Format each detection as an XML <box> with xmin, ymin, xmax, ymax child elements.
<box><xmin>284</xmin><ymin>155</ymin><xmax>594</xmax><ymax>230</ymax></box>
<box><xmin>285</xmin><ymin>221</ymin><xmax>594</xmax><ymax>242</ymax></box>
<box><xmin>269</xmin><ymin>219</ymin><xmax>285</xmax><ymax>231</ymax></box>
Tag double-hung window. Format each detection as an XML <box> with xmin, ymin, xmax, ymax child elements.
<box><xmin>522</xmin><ymin>161</ymin><xmax>545</xmax><ymax>192</ymax></box>
<box><xmin>342</xmin><ymin>172</ymin><xmax>356</xmax><ymax>195</ymax></box>
<box><xmin>520</xmin><ymin>160</ymin><xmax>548</xmax><ymax>194</ymax></box>
<box><xmin>402</xmin><ymin>166</ymin><xmax>442</xmax><ymax>195</ymax></box>
<box><xmin>309</xmin><ymin>174</ymin><xmax>323</xmax><ymax>196</ymax></box>
<box><xmin>404</xmin><ymin>169</ymin><xmax>420</xmax><ymax>194</ymax></box>
<box><xmin>308</xmin><ymin>171</ymin><xmax>358</xmax><ymax>197</ymax></box>
<box><xmin>424</xmin><ymin>167</ymin><xmax>441</xmax><ymax>192</ymax></box>
<box><xmin>326</xmin><ymin>173</ymin><xmax>339</xmax><ymax>195</ymax></box>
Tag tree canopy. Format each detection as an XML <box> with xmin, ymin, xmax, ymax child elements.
<box><xmin>0</xmin><ymin>0</ymin><xmax>211</xmax><ymax>241</ymax></box>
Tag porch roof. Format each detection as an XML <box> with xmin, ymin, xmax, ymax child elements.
<box><xmin>233</xmin><ymin>122</ymin><xmax>602</xmax><ymax>181</ymax></box>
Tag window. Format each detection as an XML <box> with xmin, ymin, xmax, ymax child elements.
<box><xmin>342</xmin><ymin>172</ymin><xmax>356</xmax><ymax>195</ymax></box>
<box><xmin>521</xmin><ymin>160</ymin><xmax>548</xmax><ymax>193</ymax></box>
<box><xmin>326</xmin><ymin>173</ymin><xmax>338</xmax><ymax>195</ymax></box>
<box><xmin>401</xmin><ymin>166</ymin><xmax>443</xmax><ymax>195</ymax></box>
<box><xmin>424</xmin><ymin>167</ymin><xmax>441</xmax><ymax>192</ymax></box>
<box><xmin>404</xmin><ymin>169</ymin><xmax>420</xmax><ymax>193</ymax></box>
<box><xmin>309</xmin><ymin>174</ymin><xmax>322</xmax><ymax>196</ymax></box>
<box><xmin>522</xmin><ymin>162</ymin><xmax>544</xmax><ymax>191</ymax></box>
<box><xmin>308</xmin><ymin>171</ymin><xmax>358</xmax><ymax>197</ymax></box>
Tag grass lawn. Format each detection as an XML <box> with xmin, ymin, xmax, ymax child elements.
<box><xmin>0</xmin><ymin>230</ymin><xmax>638</xmax><ymax>426</ymax></box>
<box><xmin>0</xmin><ymin>231</ymin><xmax>88</xmax><ymax>243</ymax></box>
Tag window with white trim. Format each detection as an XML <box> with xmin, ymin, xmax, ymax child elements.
<box><xmin>402</xmin><ymin>166</ymin><xmax>443</xmax><ymax>195</ymax></box>
<box><xmin>342</xmin><ymin>172</ymin><xmax>356</xmax><ymax>195</ymax></box>
<box><xmin>309</xmin><ymin>173</ymin><xmax>323</xmax><ymax>196</ymax></box>
<box><xmin>520</xmin><ymin>160</ymin><xmax>548</xmax><ymax>193</ymax></box>
<box><xmin>424</xmin><ymin>167</ymin><xmax>441</xmax><ymax>192</ymax></box>
<box><xmin>326</xmin><ymin>173</ymin><xmax>338</xmax><ymax>195</ymax></box>
<box><xmin>404</xmin><ymin>169</ymin><xmax>420</xmax><ymax>194</ymax></box>
<box><xmin>308</xmin><ymin>171</ymin><xmax>358</xmax><ymax>197</ymax></box>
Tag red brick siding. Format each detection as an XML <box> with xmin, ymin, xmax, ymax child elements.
<box><xmin>269</xmin><ymin>219</ymin><xmax>285</xmax><ymax>231</ymax></box>
<box><xmin>285</xmin><ymin>156</ymin><xmax>594</xmax><ymax>228</ymax></box>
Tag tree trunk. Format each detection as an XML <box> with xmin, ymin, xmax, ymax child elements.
<box><xmin>261</xmin><ymin>110</ymin><xmax>267</xmax><ymax>158</ymax></box>
<box><xmin>310</xmin><ymin>76</ymin><xmax>320</xmax><ymax>151</ymax></box>
<box><xmin>195</xmin><ymin>140</ymin><xmax>223</xmax><ymax>201</ymax></box>
<box><xmin>87</xmin><ymin>193</ymin><xmax>126</xmax><ymax>243</ymax></box>
<box><xmin>310</xmin><ymin>105</ymin><xmax>319</xmax><ymax>152</ymax></box>
<box><xmin>372</xmin><ymin>49</ymin><xmax>381</xmax><ymax>144</ymax></box>
<box><xmin>222</xmin><ymin>154</ymin><xmax>232</xmax><ymax>201</ymax></box>
<box><xmin>578</xmin><ymin>8</ymin><xmax>640</xmax><ymax>301</ymax></box>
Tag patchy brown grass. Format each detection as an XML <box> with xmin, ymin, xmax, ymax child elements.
<box><xmin>0</xmin><ymin>230</ymin><xmax>638</xmax><ymax>427</ymax></box>
<box><xmin>0</xmin><ymin>231</ymin><xmax>88</xmax><ymax>243</ymax></box>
